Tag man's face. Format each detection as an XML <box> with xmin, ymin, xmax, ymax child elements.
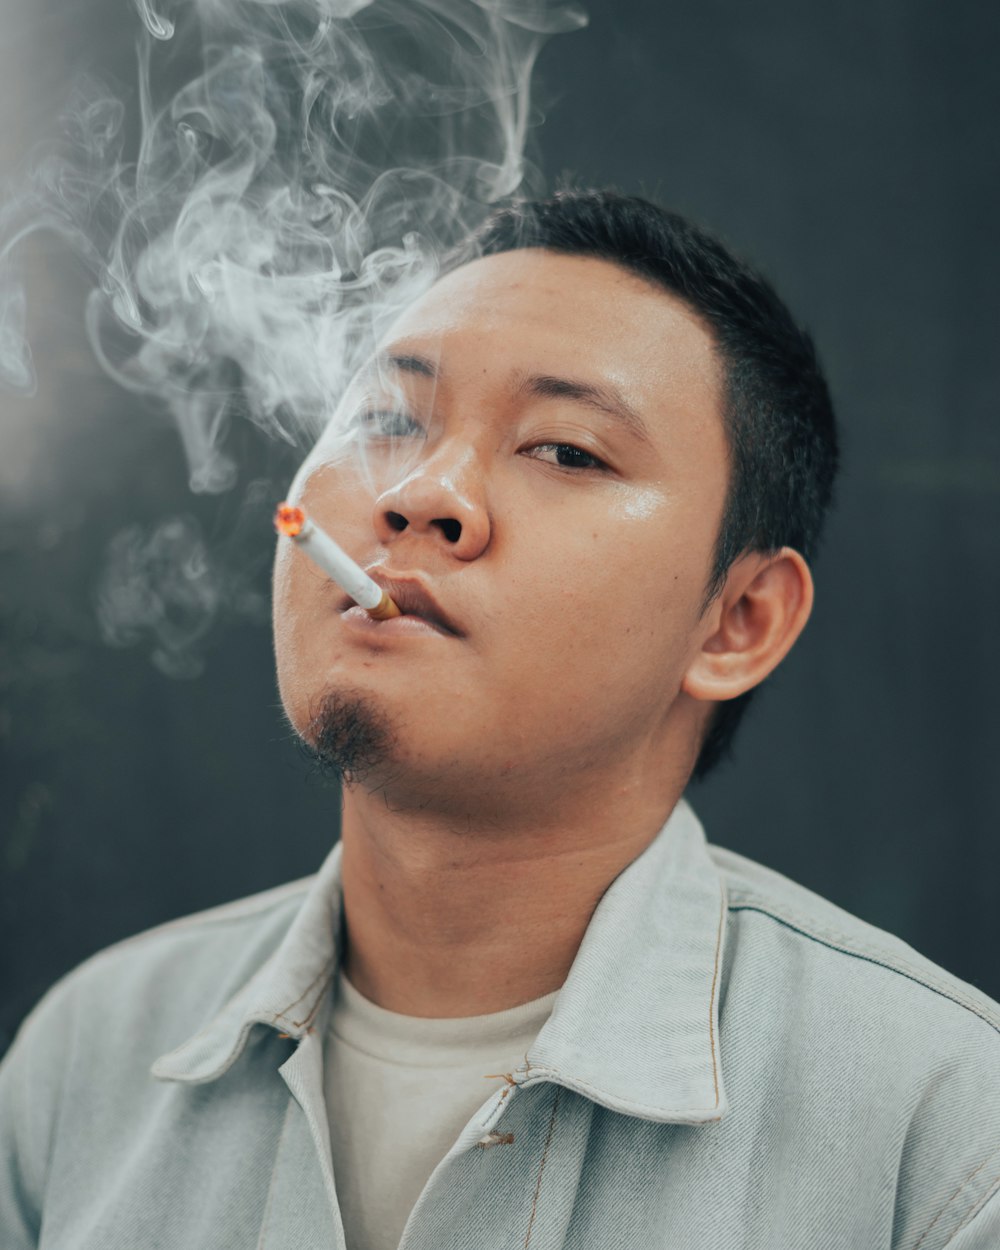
<box><xmin>273</xmin><ymin>249</ymin><xmax>729</xmax><ymax>805</ymax></box>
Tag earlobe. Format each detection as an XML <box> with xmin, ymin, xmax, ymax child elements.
<box><xmin>681</xmin><ymin>547</ymin><xmax>814</xmax><ymax>704</ymax></box>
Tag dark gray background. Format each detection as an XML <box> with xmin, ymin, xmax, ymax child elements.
<box><xmin>2</xmin><ymin>0</ymin><xmax>998</xmax><ymax>1055</ymax></box>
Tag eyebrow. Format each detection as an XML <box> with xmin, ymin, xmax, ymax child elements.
<box><xmin>515</xmin><ymin>373</ymin><xmax>653</xmax><ymax>447</ymax></box>
<box><xmin>372</xmin><ymin>351</ymin><xmax>438</xmax><ymax>381</ymax></box>
<box><xmin>372</xmin><ymin>351</ymin><xmax>654</xmax><ymax>447</ymax></box>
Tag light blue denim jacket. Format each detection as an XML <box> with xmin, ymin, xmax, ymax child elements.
<box><xmin>2</xmin><ymin>798</ymin><xmax>999</xmax><ymax>1248</ymax></box>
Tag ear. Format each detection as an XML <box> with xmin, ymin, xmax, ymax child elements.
<box><xmin>681</xmin><ymin>547</ymin><xmax>815</xmax><ymax>704</ymax></box>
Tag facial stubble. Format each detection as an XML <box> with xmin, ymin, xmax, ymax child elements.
<box><xmin>301</xmin><ymin>688</ymin><xmax>396</xmax><ymax>787</ymax></box>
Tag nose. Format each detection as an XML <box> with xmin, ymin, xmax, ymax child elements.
<box><xmin>372</xmin><ymin>443</ymin><xmax>491</xmax><ymax>561</ymax></box>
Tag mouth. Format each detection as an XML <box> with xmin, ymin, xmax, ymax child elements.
<box><xmin>338</xmin><ymin>575</ymin><xmax>462</xmax><ymax>637</ymax></box>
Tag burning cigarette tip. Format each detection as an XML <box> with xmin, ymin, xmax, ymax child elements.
<box><xmin>274</xmin><ymin>503</ymin><xmax>305</xmax><ymax>538</ymax></box>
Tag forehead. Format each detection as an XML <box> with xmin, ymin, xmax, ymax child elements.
<box><xmin>379</xmin><ymin>249</ymin><xmax>722</xmax><ymax>438</ymax></box>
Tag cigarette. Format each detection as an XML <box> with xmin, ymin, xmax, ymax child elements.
<box><xmin>274</xmin><ymin>503</ymin><xmax>401</xmax><ymax>620</ymax></box>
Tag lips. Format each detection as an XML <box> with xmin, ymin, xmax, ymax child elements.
<box><xmin>340</xmin><ymin>576</ymin><xmax>462</xmax><ymax>636</ymax></box>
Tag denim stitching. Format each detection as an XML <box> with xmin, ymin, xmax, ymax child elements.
<box><xmin>934</xmin><ymin>1173</ymin><xmax>1000</xmax><ymax>1246</ymax></box>
<box><xmin>728</xmin><ymin>904</ymin><xmax>1000</xmax><ymax>1038</ymax></box>
<box><xmin>523</xmin><ymin>1086</ymin><xmax>561</xmax><ymax>1248</ymax></box>
<box><xmin>729</xmin><ymin>890</ymin><xmax>1000</xmax><ymax>1021</ymax></box>
<box><xmin>273</xmin><ymin>962</ymin><xmax>336</xmax><ymax>1030</ymax></box>
<box><xmin>707</xmin><ymin>886</ymin><xmax>726</xmax><ymax>1107</ymax></box>
<box><xmin>910</xmin><ymin>1157</ymin><xmax>1000</xmax><ymax>1250</ymax></box>
<box><xmin>515</xmin><ymin>887</ymin><xmax>727</xmax><ymax>1122</ymax></box>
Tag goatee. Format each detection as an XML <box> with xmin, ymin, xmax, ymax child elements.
<box><xmin>301</xmin><ymin>689</ymin><xmax>394</xmax><ymax>786</ymax></box>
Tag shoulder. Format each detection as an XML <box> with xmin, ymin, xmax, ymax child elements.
<box><xmin>711</xmin><ymin>841</ymin><xmax>1000</xmax><ymax>1043</ymax></box>
<box><xmin>0</xmin><ymin>874</ymin><xmax>319</xmax><ymax>1241</ymax></box>
<box><xmin>709</xmin><ymin>843</ymin><xmax>1000</xmax><ymax>1249</ymax></box>
<box><xmin>4</xmin><ymin>873</ymin><xmax>314</xmax><ymax>1069</ymax></box>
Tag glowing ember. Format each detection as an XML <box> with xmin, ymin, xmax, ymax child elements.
<box><xmin>274</xmin><ymin>502</ymin><xmax>305</xmax><ymax>538</ymax></box>
<box><xmin>271</xmin><ymin>500</ymin><xmax>401</xmax><ymax>619</ymax></box>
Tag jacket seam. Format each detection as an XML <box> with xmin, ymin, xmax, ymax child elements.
<box><xmin>727</xmin><ymin>891</ymin><xmax>998</xmax><ymax>1011</ymax></box>
<box><xmin>515</xmin><ymin>880</ymin><xmax>727</xmax><ymax>1123</ymax></box>
<box><xmin>523</xmin><ymin>1086</ymin><xmax>561</xmax><ymax>1248</ymax></box>
<box><xmin>273</xmin><ymin>962</ymin><xmax>337</xmax><ymax>1029</ymax></box>
<box><xmin>728</xmin><ymin>904</ymin><xmax>1000</xmax><ymax>1038</ymax></box>
<box><xmin>911</xmin><ymin>1155</ymin><xmax>1000</xmax><ymax>1250</ymax></box>
<box><xmin>942</xmin><ymin>1174</ymin><xmax>1000</xmax><ymax>1245</ymax></box>
<box><xmin>707</xmin><ymin>884</ymin><xmax>726</xmax><ymax>1107</ymax></box>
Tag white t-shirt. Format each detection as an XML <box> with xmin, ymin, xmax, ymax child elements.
<box><xmin>323</xmin><ymin>966</ymin><xmax>560</xmax><ymax>1250</ymax></box>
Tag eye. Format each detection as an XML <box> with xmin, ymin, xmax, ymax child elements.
<box><xmin>356</xmin><ymin>408</ymin><xmax>424</xmax><ymax>440</ymax></box>
<box><xmin>526</xmin><ymin>442</ymin><xmax>608</xmax><ymax>471</ymax></box>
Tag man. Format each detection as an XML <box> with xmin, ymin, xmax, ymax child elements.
<box><xmin>2</xmin><ymin>190</ymin><xmax>998</xmax><ymax>1249</ymax></box>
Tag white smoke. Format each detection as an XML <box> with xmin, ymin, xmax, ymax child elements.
<box><xmin>95</xmin><ymin>508</ymin><xmax>270</xmax><ymax>678</ymax></box>
<box><xmin>3</xmin><ymin>0</ymin><xmax>586</xmax><ymax>485</ymax></box>
<box><xmin>0</xmin><ymin>0</ymin><xmax>585</xmax><ymax>668</ymax></box>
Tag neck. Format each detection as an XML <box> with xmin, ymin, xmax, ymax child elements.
<box><xmin>337</xmin><ymin>759</ymin><xmax>690</xmax><ymax>1018</ymax></box>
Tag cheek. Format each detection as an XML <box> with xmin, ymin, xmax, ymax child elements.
<box><xmin>272</xmin><ymin>544</ymin><xmax>309</xmax><ymax>727</ymax></box>
<box><xmin>613</xmin><ymin>485</ymin><xmax>661</xmax><ymax>523</ymax></box>
<box><xmin>272</xmin><ymin>544</ymin><xmax>347</xmax><ymax>733</ymax></box>
<box><xmin>271</xmin><ymin>541</ymin><xmax>299</xmax><ymax>656</ymax></box>
<box><xmin>511</xmin><ymin>487</ymin><xmax>708</xmax><ymax>680</ymax></box>
<box><xmin>608</xmin><ymin>483</ymin><xmax>718</xmax><ymax>605</ymax></box>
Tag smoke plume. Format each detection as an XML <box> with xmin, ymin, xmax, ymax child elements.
<box><xmin>0</xmin><ymin>0</ymin><xmax>585</xmax><ymax>668</ymax></box>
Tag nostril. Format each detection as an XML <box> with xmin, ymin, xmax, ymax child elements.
<box><xmin>386</xmin><ymin>511</ymin><xmax>408</xmax><ymax>533</ymax></box>
<box><xmin>434</xmin><ymin>518</ymin><xmax>462</xmax><ymax>544</ymax></box>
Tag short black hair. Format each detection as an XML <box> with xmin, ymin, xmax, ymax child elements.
<box><xmin>446</xmin><ymin>189</ymin><xmax>839</xmax><ymax>780</ymax></box>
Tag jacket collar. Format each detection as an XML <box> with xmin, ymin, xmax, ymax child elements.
<box><xmin>152</xmin><ymin>798</ymin><xmax>728</xmax><ymax>1124</ymax></box>
<box><xmin>151</xmin><ymin>846</ymin><xmax>345</xmax><ymax>1085</ymax></box>
<box><xmin>521</xmin><ymin>797</ymin><xmax>728</xmax><ymax>1123</ymax></box>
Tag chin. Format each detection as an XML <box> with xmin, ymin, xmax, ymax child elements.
<box><xmin>293</xmin><ymin>685</ymin><xmax>397</xmax><ymax>786</ymax></box>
